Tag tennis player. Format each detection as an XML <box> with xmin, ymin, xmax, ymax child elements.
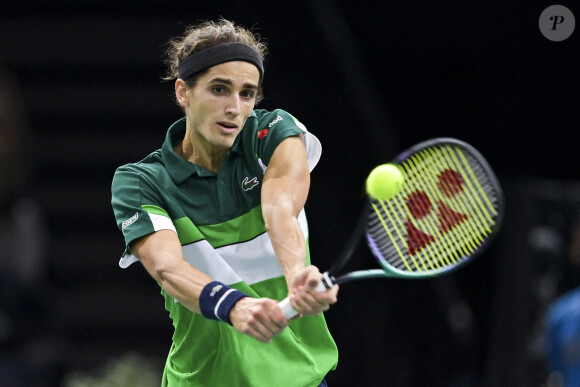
<box><xmin>111</xmin><ymin>19</ymin><xmax>338</xmax><ymax>386</ymax></box>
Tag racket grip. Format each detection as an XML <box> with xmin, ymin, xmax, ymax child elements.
<box><xmin>278</xmin><ymin>272</ymin><xmax>335</xmax><ymax>319</ymax></box>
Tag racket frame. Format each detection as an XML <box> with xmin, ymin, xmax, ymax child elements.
<box><xmin>280</xmin><ymin>137</ymin><xmax>504</xmax><ymax>317</ymax></box>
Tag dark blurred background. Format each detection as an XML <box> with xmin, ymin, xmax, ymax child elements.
<box><xmin>0</xmin><ymin>1</ymin><xmax>579</xmax><ymax>386</ymax></box>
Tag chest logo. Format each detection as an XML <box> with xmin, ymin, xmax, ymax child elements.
<box><xmin>242</xmin><ymin>176</ymin><xmax>260</xmax><ymax>191</ymax></box>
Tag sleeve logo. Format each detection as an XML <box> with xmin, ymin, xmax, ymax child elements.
<box><xmin>121</xmin><ymin>212</ymin><xmax>139</xmax><ymax>230</ymax></box>
<box><xmin>258</xmin><ymin>115</ymin><xmax>284</xmax><ymax>139</ymax></box>
<box><xmin>268</xmin><ymin>115</ymin><xmax>283</xmax><ymax>128</ymax></box>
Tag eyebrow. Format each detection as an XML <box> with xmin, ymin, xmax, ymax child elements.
<box><xmin>209</xmin><ymin>77</ymin><xmax>258</xmax><ymax>90</ymax></box>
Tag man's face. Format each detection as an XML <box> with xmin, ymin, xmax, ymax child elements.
<box><xmin>184</xmin><ymin>61</ymin><xmax>260</xmax><ymax>152</ymax></box>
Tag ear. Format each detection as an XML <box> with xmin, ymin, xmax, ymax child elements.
<box><xmin>175</xmin><ymin>79</ymin><xmax>189</xmax><ymax>107</ymax></box>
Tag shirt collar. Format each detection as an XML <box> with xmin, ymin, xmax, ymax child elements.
<box><xmin>161</xmin><ymin>113</ymin><xmax>257</xmax><ymax>185</ymax></box>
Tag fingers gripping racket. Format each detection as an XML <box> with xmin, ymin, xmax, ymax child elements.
<box><xmin>279</xmin><ymin>137</ymin><xmax>504</xmax><ymax>319</ymax></box>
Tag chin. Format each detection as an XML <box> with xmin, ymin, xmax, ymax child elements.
<box><xmin>212</xmin><ymin>140</ymin><xmax>234</xmax><ymax>150</ymax></box>
<box><xmin>217</xmin><ymin>135</ymin><xmax>239</xmax><ymax>148</ymax></box>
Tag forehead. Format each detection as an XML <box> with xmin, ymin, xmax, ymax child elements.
<box><xmin>201</xmin><ymin>61</ymin><xmax>260</xmax><ymax>85</ymax></box>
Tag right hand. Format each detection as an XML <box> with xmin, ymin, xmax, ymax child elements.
<box><xmin>229</xmin><ymin>297</ymin><xmax>289</xmax><ymax>343</ymax></box>
<box><xmin>287</xmin><ymin>266</ymin><xmax>338</xmax><ymax>316</ymax></box>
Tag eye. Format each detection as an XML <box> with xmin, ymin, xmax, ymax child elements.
<box><xmin>240</xmin><ymin>90</ymin><xmax>256</xmax><ymax>100</ymax></box>
<box><xmin>212</xmin><ymin>85</ymin><xmax>227</xmax><ymax>95</ymax></box>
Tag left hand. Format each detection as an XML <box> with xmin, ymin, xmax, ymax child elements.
<box><xmin>230</xmin><ymin>297</ymin><xmax>289</xmax><ymax>343</ymax></box>
<box><xmin>288</xmin><ymin>266</ymin><xmax>339</xmax><ymax>316</ymax></box>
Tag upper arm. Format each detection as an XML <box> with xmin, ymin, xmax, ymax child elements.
<box><xmin>261</xmin><ymin>136</ymin><xmax>310</xmax><ymax>216</ymax></box>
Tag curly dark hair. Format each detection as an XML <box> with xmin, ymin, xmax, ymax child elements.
<box><xmin>163</xmin><ymin>18</ymin><xmax>268</xmax><ymax>103</ymax></box>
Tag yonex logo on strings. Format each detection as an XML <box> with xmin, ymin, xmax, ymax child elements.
<box><xmin>405</xmin><ymin>168</ymin><xmax>469</xmax><ymax>255</ymax></box>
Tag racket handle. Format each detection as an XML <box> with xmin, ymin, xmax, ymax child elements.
<box><xmin>279</xmin><ymin>272</ymin><xmax>335</xmax><ymax>319</ymax></box>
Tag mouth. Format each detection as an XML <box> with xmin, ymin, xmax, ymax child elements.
<box><xmin>216</xmin><ymin>121</ymin><xmax>239</xmax><ymax>134</ymax></box>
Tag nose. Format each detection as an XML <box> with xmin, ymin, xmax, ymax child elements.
<box><xmin>225</xmin><ymin>95</ymin><xmax>241</xmax><ymax>116</ymax></box>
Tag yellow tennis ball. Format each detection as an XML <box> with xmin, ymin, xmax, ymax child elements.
<box><xmin>366</xmin><ymin>164</ymin><xmax>404</xmax><ymax>200</ymax></box>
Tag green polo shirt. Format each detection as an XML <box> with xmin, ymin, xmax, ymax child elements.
<box><xmin>111</xmin><ymin>109</ymin><xmax>337</xmax><ymax>387</ymax></box>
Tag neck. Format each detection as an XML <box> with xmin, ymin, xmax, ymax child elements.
<box><xmin>175</xmin><ymin>133</ymin><xmax>228</xmax><ymax>173</ymax></box>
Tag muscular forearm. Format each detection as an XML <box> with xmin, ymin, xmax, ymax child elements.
<box><xmin>154</xmin><ymin>257</ymin><xmax>212</xmax><ymax>313</ymax></box>
<box><xmin>132</xmin><ymin>230</ymin><xmax>289</xmax><ymax>342</ymax></box>
<box><xmin>131</xmin><ymin>229</ymin><xmax>212</xmax><ymax>313</ymax></box>
<box><xmin>261</xmin><ymin>137</ymin><xmax>310</xmax><ymax>289</ymax></box>
<box><xmin>263</xmin><ymin>198</ymin><xmax>338</xmax><ymax>315</ymax></box>
<box><xmin>262</xmin><ymin>198</ymin><xmax>307</xmax><ymax>288</ymax></box>
<box><xmin>261</xmin><ymin>136</ymin><xmax>338</xmax><ymax>315</ymax></box>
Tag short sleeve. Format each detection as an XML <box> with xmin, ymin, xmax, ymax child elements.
<box><xmin>290</xmin><ymin>116</ymin><xmax>322</xmax><ymax>172</ymax></box>
<box><xmin>111</xmin><ymin>166</ymin><xmax>176</xmax><ymax>251</ymax></box>
<box><xmin>253</xmin><ymin>109</ymin><xmax>322</xmax><ymax>171</ymax></box>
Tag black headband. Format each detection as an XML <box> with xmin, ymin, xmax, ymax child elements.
<box><xmin>177</xmin><ymin>42</ymin><xmax>264</xmax><ymax>84</ymax></box>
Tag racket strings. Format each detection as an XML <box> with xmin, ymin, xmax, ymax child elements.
<box><xmin>408</xmin><ymin>146</ymin><xmax>496</xmax><ymax>260</ymax></box>
<box><xmin>393</xmin><ymin>152</ymin><xmax>462</xmax><ymax>270</ymax></box>
<box><xmin>367</xmin><ymin>144</ymin><xmax>501</xmax><ymax>274</ymax></box>
<box><xmin>373</xmin><ymin>149</ymin><xmax>463</xmax><ymax>270</ymax></box>
<box><xmin>412</xmin><ymin>146</ymin><xmax>497</xmax><ymax>259</ymax></box>
<box><xmin>406</xmin><ymin>152</ymin><xmax>461</xmax><ymax>267</ymax></box>
<box><xmin>422</xmin><ymin>148</ymin><xmax>489</xmax><ymax>257</ymax></box>
<box><xmin>394</xmin><ymin>158</ymin><xmax>448</xmax><ymax>270</ymax></box>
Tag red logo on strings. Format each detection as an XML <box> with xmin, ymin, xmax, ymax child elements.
<box><xmin>405</xmin><ymin>168</ymin><xmax>469</xmax><ymax>255</ymax></box>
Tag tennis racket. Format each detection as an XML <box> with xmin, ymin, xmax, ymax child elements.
<box><xmin>279</xmin><ymin>137</ymin><xmax>504</xmax><ymax>319</ymax></box>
